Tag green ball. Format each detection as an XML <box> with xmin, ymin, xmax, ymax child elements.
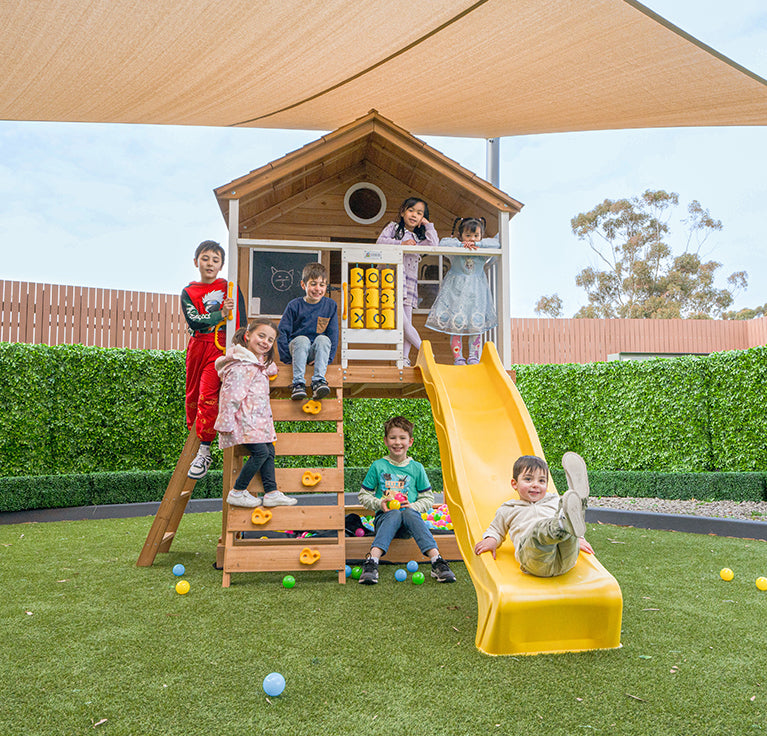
<box><xmin>282</xmin><ymin>575</ymin><xmax>296</xmax><ymax>589</ymax></box>
<box><xmin>412</xmin><ymin>571</ymin><xmax>425</xmax><ymax>585</ymax></box>
<box><xmin>351</xmin><ymin>566</ymin><xmax>362</xmax><ymax>580</ymax></box>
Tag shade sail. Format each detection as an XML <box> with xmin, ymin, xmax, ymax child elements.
<box><xmin>1</xmin><ymin>0</ymin><xmax>765</xmax><ymax>136</ymax></box>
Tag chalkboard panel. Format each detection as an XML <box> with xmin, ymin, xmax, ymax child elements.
<box><xmin>249</xmin><ymin>249</ymin><xmax>321</xmax><ymax>317</ymax></box>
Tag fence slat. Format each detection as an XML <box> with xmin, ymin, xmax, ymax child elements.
<box><xmin>2</xmin><ymin>280</ymin><xmax>766</xmax><ymax>359</ymax></box>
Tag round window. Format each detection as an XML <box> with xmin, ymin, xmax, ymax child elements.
<box><xmin>344</xmin><ymin>182</ymin><xmax>387</xmax><ymax>225</ymax></box>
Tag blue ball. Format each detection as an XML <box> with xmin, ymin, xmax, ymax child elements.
<box><xmin>406</xmin><ymin>560</ymin><xmax>419</xmax><ymax>573</ymax></box>
<box><xmin>394</xmin><ymin>568</ymin><xmax>407</xmax><ymax>582</ymax></box>
<box><xmin>172</xmin><ymin>564</ymin><xmax>185</xmax><ymax>577</ymax></box>
<box><xmin>263</xmin><ymin>672</ymin><xmax>286</xmax><ymax>697</ymax></box>
<box><xmin>345</xmin><ymin>565</ymin><xmax>352</xmax><ymax>577</ymax></box>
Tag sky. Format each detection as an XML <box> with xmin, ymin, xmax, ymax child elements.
<box><xmin>1</xmin><ymin>1</ymin><xmax>766</xmax><ymax>319</ymax></box>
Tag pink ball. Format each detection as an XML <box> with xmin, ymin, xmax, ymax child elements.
<box><xmin>355</xmin><ymin>528</ymin><xmax>365</xmax><ymax>537</ymax></box>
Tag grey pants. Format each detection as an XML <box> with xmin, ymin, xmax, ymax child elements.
<box><xmin>517</xmin><ymin>515</ymin><xmax>580</xmax><ymax>578</ymax></box>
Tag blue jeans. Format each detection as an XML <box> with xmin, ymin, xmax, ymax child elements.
<box><xmin>372</xmin><ymin>507</ymin><xmax>437</xmax><ymax>557</ymax></box>
<box><xmin>289</xmin><ymin>334</ymin><xmax>331</xmax><ymax>385</ymax></box>
<box><xmin>233</xmin><ymin>443</ymin><xmax>277</xmax><ymax>493</ymax></box>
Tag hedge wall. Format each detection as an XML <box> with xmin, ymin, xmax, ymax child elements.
<box><xmin>2</xmin><ymin>342</ymin><xmax>767</xmax><ymax>483</ymax></box>
<box><xmin>2</xmin><ymin>468</ymin><xmax>764</xmax><ymax>515</ymax></box>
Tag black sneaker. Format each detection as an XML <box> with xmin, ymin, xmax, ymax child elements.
<box><xmin>358</xmin><ymin>555</ymin><xmax>379</xmax><ymax>585</ymax></box>
<box><xmin>312</xmin><ymin>379</ymin><xmax>330</xmax><ymax>400</ymax></box>
<box><xmin>431</xmin><ymin>556</ymin><xmax>456</xmax><ymax>583</ymax></box>
<box><xmin>291</xmin><ymin>383</ymin><xmax>308</xmax><ymax>401</ymax></box>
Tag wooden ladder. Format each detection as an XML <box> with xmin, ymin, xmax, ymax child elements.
<box><xmin>219</xmin><ymin>377</ymin><xmax>346</xmax><ymax>587</ymax></box>
<box><xmin>136</xmin><ymin>428</ymin><xmax>201</xmax><ymax>567</ymax></box>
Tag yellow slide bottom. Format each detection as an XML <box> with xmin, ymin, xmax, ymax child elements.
<box><xmin>417</xmin><ymin>341</ymin><xmax>622</xmax><ymax>656</ymax></box>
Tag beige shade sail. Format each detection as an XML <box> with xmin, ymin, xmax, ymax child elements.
<box><xmin>1</xmin><ymin>0</ymin><xmax>765</xmax><ymax>136</ymax></box>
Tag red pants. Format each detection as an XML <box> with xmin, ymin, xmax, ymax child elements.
<box><xmin>185</xmin><ymin>334</ymin><xmax>223</xmax><ymax>442</ymax></box>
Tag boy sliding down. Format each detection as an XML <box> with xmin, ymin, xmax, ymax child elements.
<box><xmin>277</xmin><ymin>262</ymin><xmax>338</xmax><ymax>401</ymax></box>
<box><xmin>474</xmin><ymin>452</ymin><xmax>594</xmax><ymax>577</ymax></box>
<box><xmin>358</xmin><ymin>416</ymin><xmax>456</xmax><ymax>584</ymax></box>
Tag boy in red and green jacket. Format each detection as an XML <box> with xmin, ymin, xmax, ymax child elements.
<box><xmin>182</xmin><ymin>240</ymin><xmax>246</xmax><ymax>478</ymax></box>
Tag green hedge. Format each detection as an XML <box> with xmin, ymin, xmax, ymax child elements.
<box><xmin>2</xmin><ymin>341</ymin><xmax>767</xmax><ymax>484</ymax></box>
<box><xmin>549</xmin><ymin>470</ymin><xmax>767</xmax><ymax>503</ymax></box>
<box><xmin>0</xmin><ymin>471</ymin><xmax>224</xmax><ymax>513</ymax></box>
<box><xmin>2</xmin><ymin>468</ymin><xmax>763</xmax><ymax>514</ymax></box>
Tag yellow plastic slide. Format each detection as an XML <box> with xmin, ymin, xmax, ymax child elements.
<box><xmin>417</xmin><ymin>341</ymin><xmax>622</xmax><ymax>656</ymax></box>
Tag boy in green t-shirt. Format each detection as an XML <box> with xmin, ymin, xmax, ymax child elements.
<box><xmin>357</xmin><ymin>416</ymin><xmax>456</xmax><ymax>585</ymax></box>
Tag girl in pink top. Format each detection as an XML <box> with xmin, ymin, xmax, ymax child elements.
<box><xmin>214</xmin><ymin>318</ymin><xmax>297</xmax><ymax>508</ymax></box>
<box><xmin>377</xmin><ymin>197</ymin><xmax>438</xmax><ymax>366</ymax></box>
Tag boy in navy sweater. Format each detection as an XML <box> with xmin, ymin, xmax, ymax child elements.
<box><xmin>277</xmin><ymin>262</ymin><xmax>338</xmax><ymax>400</ymax></box>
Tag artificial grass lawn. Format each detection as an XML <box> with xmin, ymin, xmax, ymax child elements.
<box><xmin>1</xmin><ymin>515</ymin><xmax>765</xmax><ymax>736</ymax></box>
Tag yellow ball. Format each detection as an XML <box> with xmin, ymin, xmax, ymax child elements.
<box><xmin>175</xmin><ymin>579</ymin><xmax>190</xmax><ymax>595</ymax></box>
<box><xmin>388</xmin><ymin>499</ymin><xmax>401</xmax><ymax>510</ymax></box>
<box><xmin>756</xmin><ymin>577</ymin><xmax>767</xmax><ymax>591</ymax></box>
<box><xmin>719</xmin><ymin>568</ymin><xmax>734</xmax><ymax>581</ymax></box>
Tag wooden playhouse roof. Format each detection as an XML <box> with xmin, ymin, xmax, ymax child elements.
<box><xmin>214</xmin><ymin>111</ymin><xmax>522</xmax><ymax>236</ymax></box>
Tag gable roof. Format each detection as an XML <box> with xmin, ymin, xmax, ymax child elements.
<box><xmin>214</xmin><ymin>111</ymin><xmax>522</xmax><ymax>234</ymax></box>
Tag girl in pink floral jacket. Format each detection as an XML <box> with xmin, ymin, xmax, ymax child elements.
<box><xmin>214</xmin><ymin>318</ymin><xmax>297</xmax><ymax>508</ymax></box>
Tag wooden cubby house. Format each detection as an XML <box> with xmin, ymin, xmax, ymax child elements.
<box><xmin>139</xmin><ymin>110</ymin><xmax>522</xmax><ymax>585</ymax></box>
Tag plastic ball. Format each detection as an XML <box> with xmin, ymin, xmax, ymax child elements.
<box><xmin>406</xmin><ymin>560</ymin><xmax>419</xmax><ymax>573</ymax></box>
<box><xmin>345</xmin><ymin>565</ymin><xmax>352</xmax><ymax>577</ymax></box>
<box><xmin>720</xmin><ymin>568</ymin><xmax>734</xmax><ymax>581</ymax></box>
<box><xmin>175</xmin><ymin>579</ymin><xmax>190</xmax><ymax>595</ymax></box>
<box><xmin>263</xmin><ymin>672</ymin><xmax>286</xmax><ymax>697</ymax></box>
<box><xmin>351</xmin><ymin>566</ymin><xmax>362</xmax><ymax>580</ymax></box>
<box><xmin>756</xmin><ymin>577</ymin><xmax>767</xmax><ymax>591</ymax></box>
<box><xmin>388</xmin><ymin>499</ymin><xmax>401</xmax><ymax>510</ymax></box>
<box><xmin>355</xmin><ymin>527</ymin><xmax>365</xmax><ymax>537</ymax></box>
<box><xmin>394</xmin><ymin>568</ymin><xmax>407</xmax><ymax>582</ymax></box>
<box><xmin>172</xmin><ymin>564</ymin><xmax>185</xmax><ymax>577</ymax></box>
<box><xmin>412</xmin><ymin>571</ymin><xmax>425</xmax><ymax>585</ymax></box>
<box><xmin>282</xmin><ymin>575</ymin><xmax>296</xmax><ymax>589</ymax></box>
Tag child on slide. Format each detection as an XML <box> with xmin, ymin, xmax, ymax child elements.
<box><xmin>474</xmin><ymin>452</ymin><xmax>594</xmax><ymax>577</ymax></box>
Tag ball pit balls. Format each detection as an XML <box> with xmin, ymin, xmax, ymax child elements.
<box><xmin>345</xmin><ymin>565</ymin><xmax>352</xmax><ymax>577</ymax></box>
<box><xmin>406</xmin><ymin>560</ymin><xmax>419</xmax><ymax>573</ymax></box>
<box><xmin>394</xmin><ymin>568</ymin><xmax>407</xmax><ymax>582</ymax></box>
<box><xmin>756</xmin><ymin>577</ymin><xmax>767</xmax><ymax>591</ymax></box>
<box><xmin>355</xmin><ymin>527</ymin><xmax>365</xmax><ymax>537</ymax></box>
<box><xmin>263</xmin><ymin>672</ymin><xmax>286</xmax><ymax>697</ymax></box>
<box><xmin>720</xmin><ymin>568</ymin><xmax>734</xmax><ymax>581</ymax></box>
<box><xmin>172</xmin><ymin>563</ymin><xmax>185</xmax><ymax>577</ymax></box>
<box><xmin>351</xmin><ymin>566</ymin><xmax>362</xmax><ymax>580</ymax></box>
<box><xmin>282</xmin><ymin>575</ymin><xmax>296</xmax><ymax>589</ymax></box>
<box><xmin>412</xmin><ymin>571</ymin><xmax>425</xmax><ymax>585</ymax></box>
<box><xmin>175</xmin><ymin>579</ymin><xmax>190</xmax><ymax>595</ymax></box>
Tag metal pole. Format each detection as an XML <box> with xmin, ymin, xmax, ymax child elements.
<box><xmin>486</xmin><ymin>137</ymin><xmax>500</xmax><ymax>187</ymax></box>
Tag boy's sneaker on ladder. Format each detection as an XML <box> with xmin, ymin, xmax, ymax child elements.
<box><xmin>226</xmin><ymin>490</ymin><xmax>261</xmax><ymax>508</ymax></box>
<box><xmin>430</xmin><ymin>556</ymin><xmax>456</xmax><ymax>583</ymax></box>
<box><xmin>263</xmin><ymin>490</ymin><xmax>298</xmax><ymax>507</ymax></box>
<box><xmin>188</xmin><ymin>448</ymin><xmax>212</xmax><ymax>479</ymax></box>
<box><xmin>311</xmin><ymin>378</ymin><xmax>330</xmax><ymax>400</ymax></box>
<box><xmin>359</xmin><ymin>555</ymin><xmax>379</xmax><ymax>584</ymax></box>
<box><xmin>291</xmin><ymin>383</ymin><xmax>308</xmax><ymax>401</ymax></box>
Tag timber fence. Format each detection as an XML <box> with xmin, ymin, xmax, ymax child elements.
<box><xmin>2</xmin><ymin>279</ymin><xmax>765</xmax><ymax>362</ymax></box>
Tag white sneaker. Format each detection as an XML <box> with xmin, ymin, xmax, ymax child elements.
<box><xmin>188</xmin><ymin>448</ymin><xmax>212</xmax><ymax>479</ymax></box>
<box><xmin>263</xmin><ymin>490</ymin><xmax>298</xmax><ymax>507</ymax></box>
<box><xmin>226</xmin><ymin>490</ymin><xmax>261</xmax><ymax>508</ymax></box>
